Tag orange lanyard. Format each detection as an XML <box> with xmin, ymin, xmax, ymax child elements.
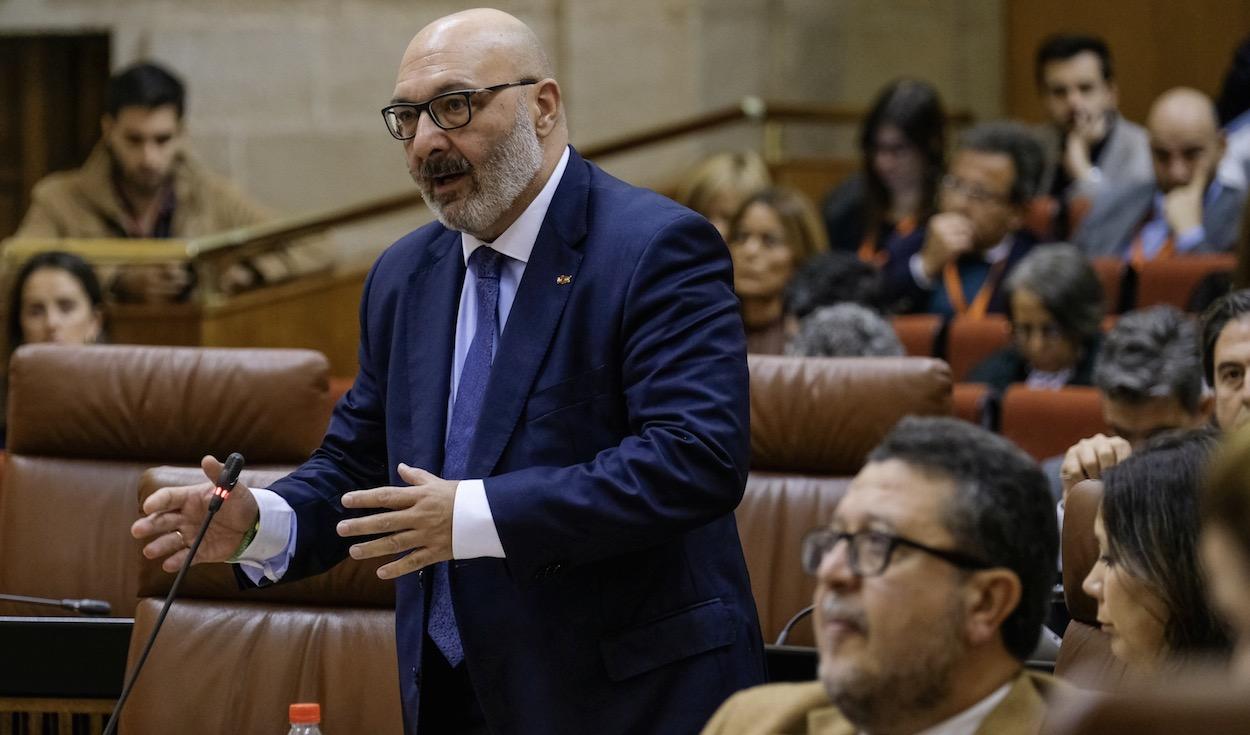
<box><xmin>858</xmin><ymin>215</ymin><xmax>917</xmax><ymax>265</ymax></box>
<box><xmin>1130</xmin><ymin>230</ymin><xmax>1175</xmax><ymax>269</ymax></box>
<box><xmin>942</xmin><ymin>257</ymin><xmax>1008</xmax><ymax>319</ymax></box>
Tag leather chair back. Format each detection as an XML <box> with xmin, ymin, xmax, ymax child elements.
<box><xmin>1090</xmin><ymin>257</ymin><xmax>1126</xmax><ymax>314</ymax></box>
<box><xmin>0</xmin><ymin>345</ymin><xmax>333</xmax><ymax>617</ymax></box>
<box><xmin>945</xmin><ymin>314</ymin><xmax>1011</xmax><ymax>381</ymax></box>
<box><xmin>120</xmin><ymin>598</ymin><xmax>401</xmax><ymax>734</ymax></box>
<box><xmin>739</xmin><ymin>355</ymin><xmax>952</xmax><ymax>646</ymax></box>
<box><xmin>1055</xmin><ymin>479</ymin><xmax>1130</xmax><ymax>687</ymax></box>
<box><xmin>1000</xmin><ymin>385</ymin><xmax>1106</xmax><ymax>461</ymax></box>
<box><xmin>1135</xmin><ymin>254</ymin><xmax>1236</xmax><ymax>311</ymax></box>
<box><xmin>891</xmin><ymin>314</ymin><xmax>941</xmax><ymax>357</ymax></box>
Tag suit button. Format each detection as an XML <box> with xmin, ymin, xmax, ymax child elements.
<box><xmin>413</xmin><ymin>666</ymin><xmax>422</xmax><ymax>687</ymax></box>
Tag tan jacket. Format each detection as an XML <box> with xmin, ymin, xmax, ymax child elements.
<box><xmin>702</xmin><ymin>671</ymin><xmax>1059</xmax><ymax>735</ymax></box>
<box><xmin>14</xmin><ymin>143</ymin><xmax>331</xmax><ymax>289</ymax></box>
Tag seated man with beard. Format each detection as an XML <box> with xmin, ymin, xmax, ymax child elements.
<box><xmin>703</xmin><ymin>416</ymin><xmax>1061</xmax><ymax>735</ymax></box>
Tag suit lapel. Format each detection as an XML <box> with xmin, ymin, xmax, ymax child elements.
<box><xmin>468</xmin><ymin>151</ymin><xmax>590</xmax><ymax>478</ymax></box>
<box><xmin>405</xmin><ymin>227</ymin><xmax>465</xmax><ymax>473</ymax></box>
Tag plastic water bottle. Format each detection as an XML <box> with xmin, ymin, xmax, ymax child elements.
<box><xmin>288</xmin><ymin>703</ymin><xmax>323</xmax><ymax>735</ymax></box>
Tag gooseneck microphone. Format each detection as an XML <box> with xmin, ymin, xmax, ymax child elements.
<box><xmin>0</xmin><ymin>593</ymin><xmax>111</xmax><ymax>616</ymax></box>
<box><xmin>103</xmin><ymin>452</ymin><xmax>245</xmax><ymax>735</ymax></box>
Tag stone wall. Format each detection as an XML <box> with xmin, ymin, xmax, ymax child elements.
<box><xmin>0</xmin><ymin>0</ymin><xmax>1003</xmax><ymax>260</ymax></box>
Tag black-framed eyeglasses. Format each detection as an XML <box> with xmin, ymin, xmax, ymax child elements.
<box><xmin>940</xmin><ymin>174</ymin><xmax>1011</xmax><ymax>205</ymax></box>
<box><xmin>1011</xmin><ymin>322</ymin><xmax>1066</xmax><ymax>343</ymax></box>
<box><xmin>800</xmin><ymin>528</ymin><xmax>992</xmax><ymax>578</ymax></box>
<box><xmin>381</xmin><ymin>79</ymin><xmax>538</xmax><ymax>139</ymax></box>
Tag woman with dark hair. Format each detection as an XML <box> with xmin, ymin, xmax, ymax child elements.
<box><xmin>968</xmin><ymin>243</ymin><xmax>1104</xmax><ymax>394</ymax></box>
<box><xmin>822</xmin><ymin>78</ymin><xmax>946</xmax><ymax>264</ymax></box>
<box><xmin>1083</xmin><ymin>430</ymin><xmax>1231</xmax><ymax>670</ymax></box>
<box><xmin>727</xmin><ymin>186</ymin><xmax>829</xmax><ymax>353</ymax></box>
<box><xmin>7</xmin><ymin>250</ymin><xmax>105</xmax><ymax>355</ymax></box>
<box><xmin>1</xmin><ymin>251</ymin><xmax>105</xmax><ymax>446</ymax></box>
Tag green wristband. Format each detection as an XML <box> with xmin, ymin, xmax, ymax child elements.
<box><xmin>228</xmin><ymin>518</ymin><xmax>261</xmax><ymax>563</ymax></box>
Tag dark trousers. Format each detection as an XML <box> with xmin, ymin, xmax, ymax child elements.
<box><xmin>417</xmin><ymin>634</ymin><xmax>490</xmax><ymax>735</ymax></box>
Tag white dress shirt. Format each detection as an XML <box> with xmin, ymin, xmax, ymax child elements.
<box><xmin>237</xmin><ymin>147</ymin><xmax>572</xmax><ymax>582</ymax></box>
<box><xmin>905</xmin><ymin>682</ymin><xmax>1011</xmax><ymax>735</ymax></box>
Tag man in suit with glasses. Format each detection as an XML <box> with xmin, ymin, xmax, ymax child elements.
<box><xmin>134</xmin><ymin>8</ymin><xmax>764</xmax><ymax>734</ymax></box>
<box><xmin>704</xmin><ymin>417</ymin><xmax>1060</xmax><ymax>735</ymax></box>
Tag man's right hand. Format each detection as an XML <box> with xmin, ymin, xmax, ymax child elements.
<box><xmin>1060</xmin><ymin>434</ymin><xmax>1132</xmax><ymax>504</ymax></box>
<box><xmin>919</xmin><ymin>212</ymin><xmax>974</xmax><ymax>279</ymax></box>
<box><xmin>131</xmin><ymin>455</ymin><xmax>259</xmax><ymax>573</ymax></box>
<box><xmin>112</xmin><ymin>263</ymin><xmax>191</xmax><ymax>303</ymax></box>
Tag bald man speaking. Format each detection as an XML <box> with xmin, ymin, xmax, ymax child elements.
<box><xmin>132</xmin><ymin>8</ymin><xmax>765</xmax><ymax>733</ymax></box>
<box><xmin>1075</xmin><ymin>86</ymin><xmax>1247</xmax><ymax>261</ymax></box>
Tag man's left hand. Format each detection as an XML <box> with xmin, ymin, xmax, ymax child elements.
<box><xmin>1164</xmin><ymin>154</ymin><xmax>1211</xmax><ymax>236</ymax></box>
<box><xmin>337</xmin><ymin>464</ymin><xmax>457</xmax><ymax>579</ymax></box>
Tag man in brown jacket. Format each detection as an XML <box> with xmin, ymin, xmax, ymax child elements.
<box><xmin>14</xmin><ymin>62</ymin><xmax>328</xmax><ymax>301</ymax></box>
<box><xmin>703</xmin><ymin>417</ymin><xmax>1061</xmax><ymax>735</ymax></box>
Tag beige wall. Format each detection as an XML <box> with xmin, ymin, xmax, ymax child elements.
<box><xmin>0</xmin><ymin>0</ymin><xmax>1003</xmax><ymax>259</ymax></box>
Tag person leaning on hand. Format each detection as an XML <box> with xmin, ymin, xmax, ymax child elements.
<box><xmin>133</xmin><ymin>9</ymin><xmax>764</xmax><ymax>735</ymax></box>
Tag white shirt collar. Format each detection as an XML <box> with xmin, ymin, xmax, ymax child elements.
<box><xmin>908</xmin><ymin>682</ymin><xmax>1012</xmax><ymax>735</ymax></box>
<box><xmin>461</xmin><ymin>146</ymin><xmax>571</xmax><ymax>265</ymax></box>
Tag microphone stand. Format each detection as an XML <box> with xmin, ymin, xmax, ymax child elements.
<box><xmin>102</xmin><ymin>452</ymin><xmax>245</xmax><ymax>735</ymax></box>
<box><xmin>0</xmin><ymin>593</ymin><xmax>111</xmax><ymax>616</ymax></box>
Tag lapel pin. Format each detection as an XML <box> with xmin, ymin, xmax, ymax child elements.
<box><xmin>556</xmin><ymin>275</ymin><xmax>573</xmax><ymax>285</ymax></box>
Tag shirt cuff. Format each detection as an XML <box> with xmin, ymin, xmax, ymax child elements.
<box><xmin>451</xmin><ymin>479</ymin><xmax>506</xmax><ymax>559</ymax></box>
<box><xmin>909</xmin><ymin>253</ymin><xmax>934</xmax><ymax>289</ymax></box>
<box><xmin>235</xmin><ymin>487</ymin><xmax>296</xmax><ymax>583</ymax></box>
<box><xmin>1176</xmin><ymin>225</ymin><xmax>1207</xmax><ymax>253</ymax></box>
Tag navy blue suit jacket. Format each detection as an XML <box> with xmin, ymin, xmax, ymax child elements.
<box><xmin>261</xmin><ymin>149</ymin><xmax>765</xmax><ymax>733</ymax></box>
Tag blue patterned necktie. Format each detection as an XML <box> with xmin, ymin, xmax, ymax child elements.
<box><xmin>428</xmin><ymin>245</ymin><xmax>503</xmax><ymax>667</ymax></box>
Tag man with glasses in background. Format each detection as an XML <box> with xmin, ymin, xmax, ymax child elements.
<box><xmin>881</xmin><ymin>122</ymin><xmax>1044</xmax><ymax>318</ymax></box>
<box><xmin>1074</xmin><ymin>87</ymin><xmax>1245</xmax><ymax>261</ymax></box>
<box><xmin>704</xmin><ymin>417</ymin><xmax>1061</xmax><ymax>735</ymax></box>
<box><xmin>134</xmin><ymin>8</ymin><xmax>764</xmax><ymax>734</ymax></box>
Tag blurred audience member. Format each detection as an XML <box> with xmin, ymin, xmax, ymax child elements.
<box><xmin>675</xmin><ymin>151</ymin><xmax>771</xmax><ymax>242</ymax></box>
<box><xmin>784</xmin><ymin>250</ymin><xmax>883</xmax><ymax>319</ymax></box>
<box><xmin>822</xmin><ymin>79</ymin><xmax>945</xmax><ymax>264</ymax></box>
<box><xmin>1217</xmin><ymin>34</ymin><xmax>1250</xmax><ymax>129</ymax></box>
<box><xmin>1095</xmin><ymin>306</ymin><xmax>1210</xmax><ymax>444</ymax></box>
<box><xmin>1202</xmin><ymin>289</ymin><xmax>1250</xmax><ymax>431</ymax></box>
<box><xmin>1075</xmin><ymin>88</ymin><xmax>1246</xmax><ymax>262</ymax></box>
<box><xmin>8</xmin><ymin>251</ymin><xmax>105</xmax><ymax>353</ymax></box>
<box><xmin>14</xmin><ymin>61</ymin><xmax>330</xmax><ymax>301</ymax></box>
<box><xmin>1201</xmin><ymin>421</ymin><xmax>1250</xmax><ymax>680</ymax></box>
<box><xmin>728</xmin><ymin>187</ymin><xmax>829</xmax><ymax>354</ymax></box>
<box><xmin>1083</xmin><ymin>430</ymin><xmax>1230</xmax><ymax>672</ymax></box>
<box><xmin>881</xmin><ymin>121</ymin><xmax>1044</xmax><ymax>318</ymax></box>
<box><xmin>1058</xmin><ymin>306</ymin><xmax>1211</xmax><ymax>502</ymax></box>
<box><xmin>1057</xmin><ymin>306</ymin><xmax>1214</xmax><ymax>508</ymax></box>
<box><xmin>1216</xmin><ymin>34</ymin><xmax>1250</xmax><ymax>196</ymax></box>
<box><xmin>968</xmin><ymin>244</ymin><xmax>1104</xmax><ymax>394</ymax></box>
<box><xmin>703</xmin><ymin>417</ymin><xmax>1060</xmax><ymax>735</ymax></box>
<box><xmin>786</xmin><ymin>303</ymin><xmax>903</xmax><ymax>358</ymax></box>
<box><xmin>1033</xmin><ymin>34</ymin><xmax>1152</xmax><ymax>239</ymax></box>
<box><xmin>2</xmin><ymin>251</ymin><xmax>105</xmax><ymax>446</ymax></box>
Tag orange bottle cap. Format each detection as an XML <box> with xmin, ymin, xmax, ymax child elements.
<box><xmin>289</xmin><ymin>703</ymin><xmax>321</xmax><ymax>724</ymax></box>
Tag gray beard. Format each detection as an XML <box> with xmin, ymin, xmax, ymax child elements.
<box><xmin>820</xmin><ymin>601</ymin><xmax>964</xmax><ymax>732</ymax></box>
<box><xmin>420</xmin><ymin>97</ymin><xmax>544</xmax><ymax>239</ymax></box>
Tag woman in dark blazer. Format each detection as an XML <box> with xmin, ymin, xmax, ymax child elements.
<box><xmin>969</xmin><ymin>243</ymin><xmax>1105</xmax><ymax>396</ymax></box>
